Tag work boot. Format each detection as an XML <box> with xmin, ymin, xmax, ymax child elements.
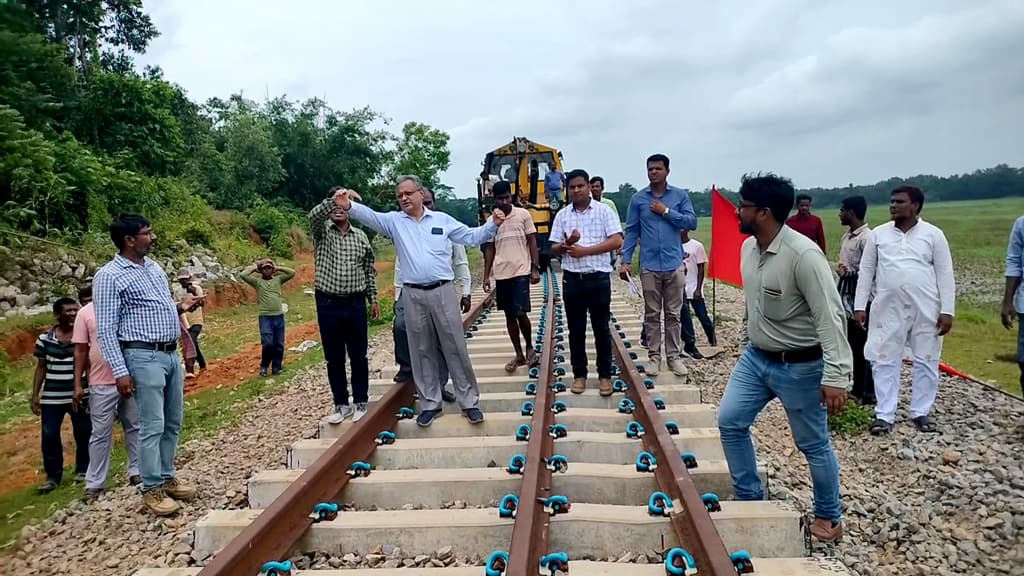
<box><xmin>682</xmin><ymin>343</ymin><xmax>703</xmax><ymax>360</ymax></box>
<box><xmin>570</xmin><ymin>378</ymin><xmax>586</xmax><ymax>394</ymax></box>
<box><xmin>143</xmin><ymin>488</ymin><xmax>180</xmax><ymax>516</ymax></box>
<box><xmin>809</xmin><ymin>518</ymin><xmax>843</xmax><ymax>543</ymax></box>
<box><xmin>598</xmin><ymin>378</ymin><xmax>613</xmax><ymax>397</ymax></box>
<box><xmin>163</xmin><ymin>477</ymin><xmax>197</xmax><ymax>501</ymax></box>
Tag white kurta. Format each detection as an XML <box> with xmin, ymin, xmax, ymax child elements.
<box><xmin>854</xmin><ymin>219</ymin><xmax>956</xmax><ymax>364</ymax></box>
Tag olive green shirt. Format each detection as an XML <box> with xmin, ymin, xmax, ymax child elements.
<box><xmin>241</xmin><ymin>266</ymin><xmax>296</xmax><ymax>317</ymax></box>
<box><xmin>740</xmin><ymin>226</ymin><xmax>853</xmax><ymax>390</ymax></box>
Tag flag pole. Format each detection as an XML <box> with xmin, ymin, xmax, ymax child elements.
<box><xmin>712</xmin><ymin>278</ymin><xmax>717</xmax><ymax>327</ymax></box>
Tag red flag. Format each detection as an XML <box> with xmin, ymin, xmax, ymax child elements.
<box><xmin>708</xmin><ymin>186</ymin><xmax>749</xmax><ymax>287</ymax></box>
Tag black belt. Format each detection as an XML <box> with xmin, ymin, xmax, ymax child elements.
<box><xmin>315</xmin><ymin>290</ymin><xmax>365</xmax><ymax>301</ymax></box>
<box><xmin>562</xmin><ymin>270</ymin><xmax>609</xmax><ymax>280</ymax></box>
<box><xmin>403</xmin><ymin>280</ymin><xmax>451</xmax><ymax>291</ymax></box>
<box><xmin>755</xmin><ymin>345</ymin><xmax>822</xmax><ymax>364</ymax></box>
<box><xmin>120</xmin><ymin>340</ymin><xmax>177</xmax><ymax>352</ymax></box>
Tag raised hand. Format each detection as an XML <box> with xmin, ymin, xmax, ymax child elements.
<box><xmin>332</xmin><ymin>187</ymin><xmax>362</xmax><ymax>210</ymax></box>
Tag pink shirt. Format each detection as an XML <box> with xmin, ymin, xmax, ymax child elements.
<box><xmin>72</xmin><ymin>303</ymin><xmax>116</xmax><ymax>386</ymax></box>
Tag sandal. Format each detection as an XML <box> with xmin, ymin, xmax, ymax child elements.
<box><xmin>505</xmin><ymin>357</ymin><xmax>526</xmax><ymax>373</ymax></box>
<box><xmin>911</xmin><ymin>416</ymin><xmax>939</xmax><ymax>433</ymax></box>
<box><xmin>869</xmin><ymin>419</ymin><xmax>892</xmax><ymax>436</ymax></box>
<box><xmin>526</xmin><ymin>350</ymin><xmax>540</xmax><ymax>368</ymax></box>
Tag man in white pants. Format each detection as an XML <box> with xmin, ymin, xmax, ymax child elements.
<box><xmin>73</xmin><ymin>284</ymin><xmax>140</xmax><ymax>501</ymax></box>
<box><xmin>855</xmin><ymin>186</ymin><xmax>955</xmax><ymax>435</ymax></box>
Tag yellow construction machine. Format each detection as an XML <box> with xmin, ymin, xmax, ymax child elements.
<box><xmin>476</xmin><ymin>137</ymin><xmax>565</xmax><ymax>267</ymax></box>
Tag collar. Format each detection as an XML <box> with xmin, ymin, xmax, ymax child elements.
<box><xmin>848</xmin><ymin>223</ymin><xmax>869</xmax><ymax>237</ymax></box>
<box><xmin>639</xmin><ymin>184</ymin><xmax>682</xmax><ymax>196</ymax></box>
<box><xmin>113</xmin><ymin>253</ymin><xmax>151</xmax><ymax>269</ymax></box>
<box><xmin>398</xmin><ymin>207</ymin><xmax>435</xmax><ymax>221</ymax></box>
<box><xmin>330</xmin><ymin>221</ymin><xmax>354</xmax><ymax>235</ymax></box>
<box><xmin>570</xmin><ymin>199</ymin><xmax>594</xmax><ymax>213</ymax></box>
<box><xmin>764</xmin><ymin>225</ymin><xmax>790</xmax><ymax>254</ymax></box>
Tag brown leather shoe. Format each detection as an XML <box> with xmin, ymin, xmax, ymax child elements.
<box><xmin>598</xmin><ymin>378</ymin><xmax>613</xmax><ymax>397</ymax></box>
<box><xmin>163</xmin><ymin>477</ymin><xmax>197</xmax><ymax>501</ymax></box>
<box><xmin>570</xmin><ymin>378</ymin><xmax>586</xmax><ymax>394</ymax></box>
<box><xmin>143</xmin><ymin>488</ymin><xmax>180</xmax><ymax>516</ymax></box>
<box><xmin>809</xmin><ymin>518</ymin><xmax>843</xmax><ymax>542</ymax></box>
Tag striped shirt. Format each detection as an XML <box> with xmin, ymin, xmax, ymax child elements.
<box><xmin>549</xmin><ymin>199</ymin><xmax>623</xmax><ymax>273</ymax></box>
<box><xmin>35</xmin><ymin>327</ymin><xmax>86</xmax><ymax>405</ymax></box>
<box><xmin>93</xmin><ymin>254</ymin><xmax>181</xmax><ymax>379</ymax></box>
<box><xmin>308</xmin><ymin>198</ymin><xmax>378</xmax><ymax>300</ymax></box>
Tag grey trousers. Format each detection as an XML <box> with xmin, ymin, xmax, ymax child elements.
<box><xmin>85</xmin><ymin>385</ymin><xmax>140</xmax><ymax>490</ymax></box>
<box><xmin>640</xmin><ymin>266</ymin><xmax>686</xmax><ymax>362</ymax></box>
<box><xmin>394</xmin><ymin>292</ymin><xmax>449</xmax><ymax>386</ymax></box>
<box><xmin>404</xmin><ymin>283</ymin><xmax>479</xmax><ymax>412</ymax></box>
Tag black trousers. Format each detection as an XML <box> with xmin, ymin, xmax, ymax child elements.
<box><xmin>316</xmin><ymin>293</ymin><xmax>369</xmax><ymax>405</ymax></box>
<box><xmin>563</xmin><ymin>271</ymin><xmax>613</xmax><ymax>379</ymax></box>
<box><xmin>847</xmin><ymin>305</ymin><xmax>875</xmax><ymax>402</ymax></box>
<box><xmin>187</xmin><ymin>324</ymin><xmax>206</xmax><ymax>371</ymax></box>
<box><xmin>41</xmin><ymin>403</ymin><xmax>91</xmax><ymax>482</ymax></box>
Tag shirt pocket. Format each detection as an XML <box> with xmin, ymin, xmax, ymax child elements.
<box><xmin>760</xmin><ymin>285</ymin><xmax>790</xmax><ymax>321</ymax></box>
<box><xmin>426</xmin><ymin>228</ymin><xmax>449</xmax><ymax>254</ymax></box>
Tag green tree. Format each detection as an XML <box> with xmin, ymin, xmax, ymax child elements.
<box><xmin>387</xmin><ymin>121</ymin><xmax>451</xmax><ymax>190</ymax></box>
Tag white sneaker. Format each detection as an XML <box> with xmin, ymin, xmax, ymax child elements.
<box><xmin>352</xmin><ymin>403</ymin><xmax>368</xmax><ymax>422</ymax></box>
<box><xmin>325</xmin><ymin>404</ymin><xmax>354</xmax><ymax>424</ymax></box>
<box><xmin>668</xmin><ymin>358</ymin><xmax>689</xmax><ymax>377</ymax></box>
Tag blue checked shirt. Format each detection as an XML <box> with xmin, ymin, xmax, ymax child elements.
<box><xmin>1007</xmin><ymin>215</ymin><xmax>1024</xmax><ymax>314</ymax></box>
<box><xmin>93</xmin><ymin>254</ymin><xmax>181</xmax><ymax>378</ymax></box>
<box><xmin>622</xmin><ymin>184</ymin><xmax>697</xmax><ymax>272</ymax></box>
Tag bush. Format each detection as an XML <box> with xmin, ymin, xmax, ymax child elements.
<box><xmin>828</xmin><ymin>400</ymin><xmax>873</xmax><ymax>434</ymax></box>
<box><xmin>248</xmin><ymin>203</ymin><xmax>290</xmax><ymax>244</ymax></box>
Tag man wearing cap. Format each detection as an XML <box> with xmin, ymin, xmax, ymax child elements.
<box><xmin>172</xmin><ymin>270</ymin><xmax>207</xmax><ymax>378</ymax></box>
<box><xmin>241</xmin><ymin>259</ymin><xmax>296</xmax><ymax>376</ymax></box>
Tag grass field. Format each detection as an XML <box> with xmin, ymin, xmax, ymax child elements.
<box><xmin>689</xmin><ymin>197</ymin><xmax>1024</xmax><ymax>393</ymax></box>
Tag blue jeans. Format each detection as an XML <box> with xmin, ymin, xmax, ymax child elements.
<box><xmin>1017</xmin><ymin>313</ymin><xmax>1023</xmax><ymax>396</ymax></box>
<box><xmin>124</xmin><ymin>348</ymin><xmax>184</xmax><ymax>492</ymax></box>
<box><xmin>718</xmin><ymin>347</ymin><xmax>842</xmax><ymax>521</ymax></box>
<box><xmin>259</xmin><ymin>315</ymin><xmax>286</xmax><ymax>371</ymax></box>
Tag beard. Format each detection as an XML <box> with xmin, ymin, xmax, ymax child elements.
<box><xmin>739</xmin><ymin>221</ymin><xmax>755</xmax><ymax>235</ymax></box>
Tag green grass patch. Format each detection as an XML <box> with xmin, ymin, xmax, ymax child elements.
<box><xmin>828</xmin><ymin>400</ymin><xmax>874</xmax><ymax>435</ymax></box>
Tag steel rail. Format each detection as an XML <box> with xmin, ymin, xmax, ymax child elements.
<box><xmin>506</xmin><ymin>269</ymin><xmax>558</xmax><ymax>576</ymax></box>
<box><xmin>198</xmin><ymin>292</ymin><xmax>495</xmax><ymax>576</ymax></box>
<box><xmin>610</xmin><ymin>327</ymin><xmax>738</xmax><ymax>576</ymax></box>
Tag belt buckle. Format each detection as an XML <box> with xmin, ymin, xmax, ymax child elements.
<box><xmin>779</xmin><ymin>351</ymin><xmax>790</xmax><ymax>363</ymax></box>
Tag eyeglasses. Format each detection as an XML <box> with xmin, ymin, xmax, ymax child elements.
<box><xmin>738</xmin><ymin>203</ymin><xmax>762</xmax><ymax>211</ymax></box>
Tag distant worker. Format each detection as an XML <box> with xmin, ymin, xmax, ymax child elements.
<box><xmin>333</xmin><ymin>176</ymin><xmax>505</xmax><ymax>427</ymax></box>
<box><xmin>483</xmin><ymin>181</ymin><xmax>541</xmax><ymax>372</ymax></box>
<box><xmin>172</xmin><ymin>270</ymin><xmax>207</xmax><ymax>379</ymax></box>
<box><xmin>786</xmin><ymin>193</ymin><xmax>827</xmax><ymax>253</ymax></box>
<box><xmin>74</xmin><ymin>284</ymin><xmax>140</xmax><ymax>501</ymax></box>
<box><xmin>855</xmin><ymin>186</ymin><xmax>955</xmax><ymax>435</ymax></box>
<box><xmin>551</xmin><ymin>169</ymin><xmax>623</xmax><ymax>396</ymax></box>
<box><xmin>836</xmin><ymin>196</ymin><xmax>875</xmax><ymax>405</ymax></box>
<box><xmin>308</xmin><ymin>190</ymin><xmax>379</xmax><ymax>424</ymax></box>
<box><xmin>621</xmin><ymin>154</ymin><xmax>698</xmax><ymax>377</ymax></box>
<box><xmin>32</xmin><ymin>296</ymin><xmax>90</xmax><ymax>494</ymax></box>
<box><xmin>392</xmin><ymin>187</ymin><xmax>472</xmax><ymax>403</ymax></box>
<box><xmin>241</xmin><ymin>259</ymin><xmax>296</xmax><ymax>377</ymax></box>
<box><xmin>1001</xmin><ymin>213</ymin><xmax>1024</xmax><ymax>430</ymax></box>
<box><xmin>718</xmin><ymin>173</ymin><xmax>851</xmax><ymax>544</ymax></box>
<box><xmin>589</xmin><ymin>176</ymin><xmax>622</xmax><ymax>269</ymax></box>
<box><xmin>680</xmin><ymin>230</ymin><xmax>716</xmax><ymax>350</ymax></box>
<box><xmin>93</xmin><ymin>213</ymin><xmax>198</xmax><ymax>515</ymax></box>
<box><xmin>545</xmin><ymin>163</ymin><xmax>566</xmax><ymax>209</ymax></box>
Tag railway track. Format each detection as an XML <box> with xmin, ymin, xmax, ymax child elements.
<box><xmin>136</xmin><ymin>268</ymin><xmax>851</xmax><ymax>576</ymax></box>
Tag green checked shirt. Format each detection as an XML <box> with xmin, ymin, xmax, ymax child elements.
<box><xmin>308</xmin><ymin>198</ymin><xmax>378</xmax><ymax>301</ymax></box>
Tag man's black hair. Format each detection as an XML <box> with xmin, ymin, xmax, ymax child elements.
<box><xmin>492</xmin><ymin>181</ymin><xmax>512</xmax><ymax>196</ymax></box>
<box><xmin>739</xmin><ymin>173</ymin><xmax>795</xmax><ymax>224</ymax></box>
<box><xmin>892</xmin><ymin>185</ymin><xmax>925</xmax><ymax>214</ymax></box>
<box><xmin>565</xmin><ymin>169</ymin><xmax>590</xmax><ymax>184</ymax></box>
<box><xmin>646</xmin><ymin>154</ymin><xmax>670</xmax><ymax>169</ymax></box>
<box><xmin>77</xmin><ymin>284</ymin><xmax>92</xmax><ymax>302</ymax></box>
<box><xmin>589</xmin><ymin>176</ymin><xmax>605</xmax><ymax>187</ymax></box>
<box><xmin>795</xmin><ymin>193</ymin><xmax>812</xmax><ymax>204</ymax></box>
<box><xmin>840</xmin><ymin>196</ymin><xmax>868</xmax><ymax>220</ymax></box>
<box><xmin>53</xmin><ymin>297</ymin><xmax>78</xmax><ymax>315</ymax></box>
<box><xmin>109</xmin><ymin>213</ymin><xmax>151</xmax><ymax>250</ymax></box>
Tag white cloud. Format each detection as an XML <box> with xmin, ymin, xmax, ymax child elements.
<box><xmin>138</xmin><ymin>0</ymin><xmax>1024</xmax><ymax>197</ymax></box>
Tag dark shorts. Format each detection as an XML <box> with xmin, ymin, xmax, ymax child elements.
<box><xmin>496</xmin><ymin>275</ymin><xmax>531</xmax><ymax>314</ymax></box>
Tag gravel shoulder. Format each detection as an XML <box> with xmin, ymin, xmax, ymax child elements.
<box><xmin>9</xmin><ymin>280</ymin><xmax>1024</xmax><ymax>576</ymax></box>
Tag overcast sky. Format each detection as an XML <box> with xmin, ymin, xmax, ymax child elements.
<box><xmin>138</xmin><ymin>0</ymin><xmax>1024</xmax><ymax>198</ymax></box>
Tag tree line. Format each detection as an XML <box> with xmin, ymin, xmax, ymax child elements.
<box><xmin>0</xmin><ymin>1</ymin><xmax>453</xmax><ymax>260</ymax></box>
